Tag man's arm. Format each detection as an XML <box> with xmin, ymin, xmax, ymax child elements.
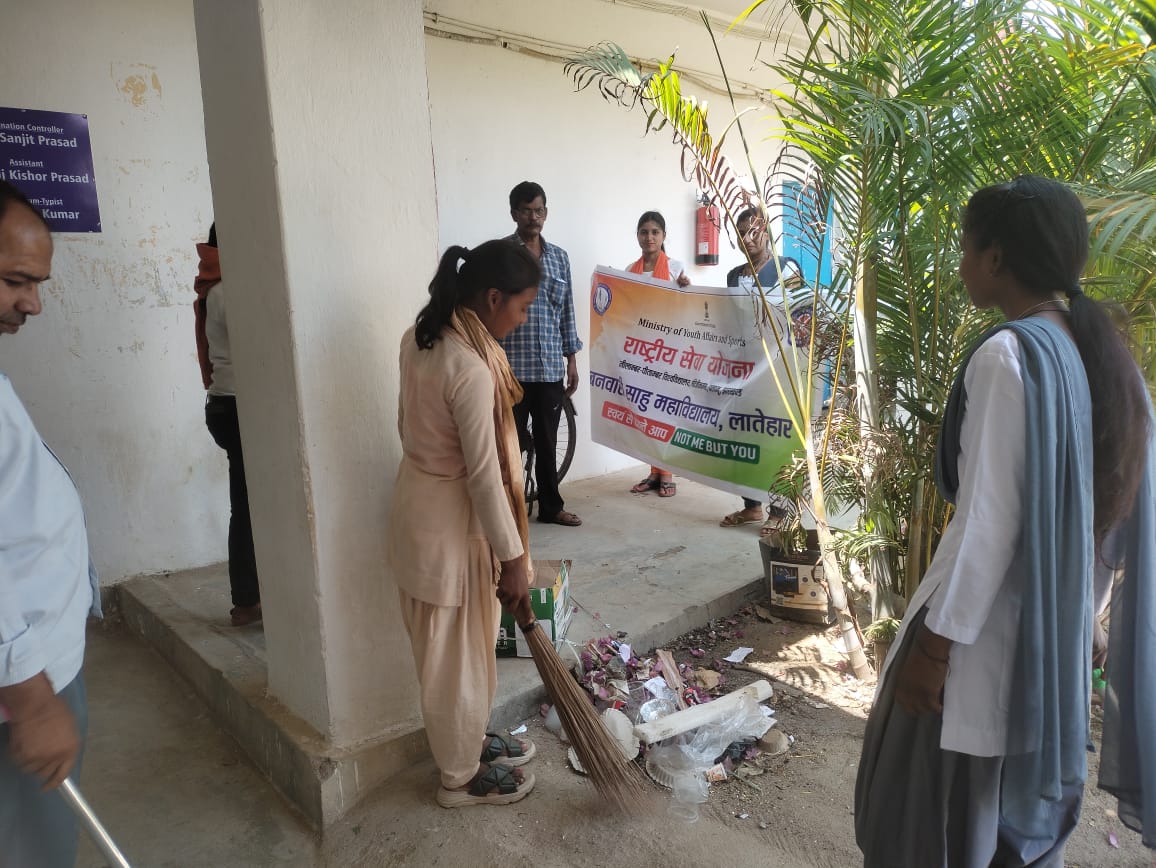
<box><xmin>565</xmin><ymin>353</ymin><xmax>579</xmax><ymax>397</ymax></box>
<box><xmin>0</xmin><ymin>388</ymin><xmax>83</xmax><ymax>791</ymax></box>
<box><xmin>0</xmin><ymin>672</ymin><xmax>80</xmax><ymax>790</ymax></box>
<box><xmin>558</xmin><ymin>252</ymin><xmax>582</xmax><ymax>396</ymax></box>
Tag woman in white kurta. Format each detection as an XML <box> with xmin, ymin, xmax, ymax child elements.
<box><xmin>855</xmin><ymin>176</ymin><xmax>1153</xmax><ymax>866</ymax></box>
<box><xmin>387</xmin><ymin>240</ymin><xmax>540</xmax><ymax>808</ymax></box>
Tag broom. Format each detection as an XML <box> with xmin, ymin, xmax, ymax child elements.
<box><xmin>519</xmin><ymin>620</ymin><xmax>650</xmax><ymax>813</ymax></box>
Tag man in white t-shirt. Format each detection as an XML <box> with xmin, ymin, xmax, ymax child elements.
<box><xmin>0</xmin><ymin>180</ymin><xmax>101</xmax><ymax>867</ymax></box>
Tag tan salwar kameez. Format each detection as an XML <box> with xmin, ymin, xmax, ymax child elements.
<box><xmin>387</xmin><ymin>312</ymin><xmax>530</xmax><ymax>790</ymax></box>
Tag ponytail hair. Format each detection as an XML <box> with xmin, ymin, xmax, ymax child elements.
<box><xmin>1066</xmin><ymin>286</ymin><xmax>1151</xmax><ymax>543</ymax></box>
<box><xmin>965</xmin><ymin>175</ymin><xmax>1151</xmax><ymax>546</ymax></box>
<box><xmin>414</xmin><ymin>239</ymin><xmax>541</xmax><ymax>349</ymax></box>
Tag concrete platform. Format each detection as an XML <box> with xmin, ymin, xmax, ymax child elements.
<box><xmin>117</xmin><ymin>466</ymin><xmax>769</xmax><ymax>829</ymax></box>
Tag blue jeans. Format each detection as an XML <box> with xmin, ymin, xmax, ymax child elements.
<box><xmin>0</xmin><ymin>674</ymin><xmax>88</xmax><ymax>868</ymax></box>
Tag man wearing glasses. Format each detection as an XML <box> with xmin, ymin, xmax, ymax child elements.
<box><xmin>501</xmin><ymin>181</ymin><xmax>583</xmax><ymax>527</ymax></box>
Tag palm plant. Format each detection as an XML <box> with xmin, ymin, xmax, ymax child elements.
<box><xmin>749</xmin><ymin>0</ymin><xmax>1156</xmax><ymax>602</ymax></box>
<box><xmin>567</xmin><ymin>36</ymin><xmax>876</xmax><ymax>678</ymax></box>
<box><xmin>566</xmin><ymin>0</ymin><xmax>1156</xmax><ymax>674</ymax></box>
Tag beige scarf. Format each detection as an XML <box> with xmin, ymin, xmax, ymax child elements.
<box><xmin>446</xmin><ymin>307</ymin><xmax>532</xmax><ymax>581</ymax></box>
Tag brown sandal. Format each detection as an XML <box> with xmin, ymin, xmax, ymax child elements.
<box><xmin>658</xmin><ymin>481</ymin><xmax>677</xmax><ymax>498</ymax></box>
<box><xmin>719</xmin><ymin>509</ymin><xmax>763</xmax><ymax>527</ymax></box>
<box><xmin>631</xmin><ymin>476</ymin><xmax>660</xmax><ymax>494</ymax></box>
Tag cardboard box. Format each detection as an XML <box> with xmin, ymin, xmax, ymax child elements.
<box><xmin>759</xmin><ymin>539</ymin><xmax>834</xmax><ymax>626</ymax></box>
<box><xmin>496</xmin><ymin>559</ymin><xmax>573</xmax><ymax>658</ymax></box>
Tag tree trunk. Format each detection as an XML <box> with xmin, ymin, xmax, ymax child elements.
<box><xmin>805</xmin><ymin>435</ymin><xmax>873</xmax><ymax>680</ymax></box>
<box><xmin>853</xmin><ymin>253</ymin><xmax>899</xmax><ymax>620</ymax></box>
<box><xmin>904</xmin><ymin>479</ymin><xmax>926</xmax><ymax>603</ymax></box>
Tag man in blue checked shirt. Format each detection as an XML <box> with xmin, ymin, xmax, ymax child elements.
<box><xmin>0</xmin><ymin>181</ymin><xmax>101</xmax><ymax>867</ymax></box>
<box><xmin>501</xmin><ymin>181</ymin><xmax>583</xmax><ymax>527</ymax></box>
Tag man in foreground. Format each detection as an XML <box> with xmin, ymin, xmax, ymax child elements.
<box><xmin>0</xmin><ymin>180</ymin><xmax>101</xmax><ymax>867</ymax></box>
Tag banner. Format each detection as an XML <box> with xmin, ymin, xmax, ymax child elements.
<box><xmin>589</xmin><ymin>267</ymin><xmax>808</xmax><ymax>501</ymax></box>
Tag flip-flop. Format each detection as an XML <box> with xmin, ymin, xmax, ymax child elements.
<box><xmin>657</xmin><ymin>481</ymin><xmax>677</xmax><ymax>498</ymax></box>
<box><xmin>631</xmin><ymin>476</ymin><xmax>660</xmax><ymax>494</ymax></box>
<box><xmin>538</xmin><ymin>511</ymin><xmax>582</xmax><ymax>527</ymax></box>
<box><xmin>436</xmin><ymin>766</ymin><xmax>535</xmax><ymax>808</ymax></box>
<box><xmin>719</xmin><ymin>510</ymin><xmax>762</xmax><ymax>527</ymax></box>
<box><xmin>481</xmin><ymin>732</ymin><xmax>537</xmax><ymax>767</ymax></box>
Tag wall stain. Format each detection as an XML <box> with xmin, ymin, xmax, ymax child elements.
<box><xmin>112</xmin><ymin>62</ymin><xmax>163</xmax><ymax>108</ymax></box>
<box><xmin>138</xmin><ymin>224</ymin><xmax>162</xmax><ymax>248</ymax></box>
<box><xmin>119</xmin><ymin>75</ymin><xmax>149</xmax><ymax>107</ymax></box>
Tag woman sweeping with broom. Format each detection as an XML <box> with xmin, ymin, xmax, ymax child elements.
<box><xmin>388</xmin><ymin>239</ymin><xmax>540</xmax><ymax>808</ymax></box>
<box><xmin>855</xmin><ymin>176</ymin><xmax>1156</xmax><ymax>864</ymax></box>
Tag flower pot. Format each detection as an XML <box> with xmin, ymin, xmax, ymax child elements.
<box><xmin>872</xmin><ymin>640</ymin><xmax>892</xmax><ymax>669</ymax></box>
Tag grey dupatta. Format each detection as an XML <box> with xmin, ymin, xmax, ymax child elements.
<box><xmin>935</xmin><ymin>318</ymin><xmax>1095</xmax><ymax>841</ymax></box>
<box><xmin>1098</xmin><ymin>411</ymin><xmax>1156</xmax><ymax>848</ymax></box>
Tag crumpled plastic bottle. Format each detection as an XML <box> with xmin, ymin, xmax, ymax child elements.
<box><xmin>543</xmin><ymin>704</ymin><xmax>569</xmax><ymax>743</ymax></box>
<box><xmin>667</xmin><ymin>770</ymin><xmax>709</xmax><ymax>823</ymax></box>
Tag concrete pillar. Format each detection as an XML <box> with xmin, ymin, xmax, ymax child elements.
<box><xmin>192</xmin><ymin>0</ymin><xmax>434</xmax><ymax>819</ymax></box>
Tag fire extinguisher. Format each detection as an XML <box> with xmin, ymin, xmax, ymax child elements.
<box><xmin>695</xmin><ymin>197</ymin><xmax>720</xmax><ymax>266</ymax></box>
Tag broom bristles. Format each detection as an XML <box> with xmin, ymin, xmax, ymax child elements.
<box><xmin>522</xmin><ymin>622</ymin><xmax>649</xmax><ymax>813</ymax></box>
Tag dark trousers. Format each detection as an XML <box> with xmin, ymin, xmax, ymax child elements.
<box><xmin>514</xmin><ymin>380</ymin><xmax>565</xmax><ymax>519</ymax></box>
<box><xmin>205</xmin><ymin>395</ymin><xmax>261</xmax><ymax>607</ymax></box>
<box><xmin>0</xmin><ymin>675</ymin><xmax>87</xmax><ymax>868</ymax></box>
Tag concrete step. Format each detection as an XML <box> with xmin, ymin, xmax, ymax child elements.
<box><xmin>115</xmin><ymin>466</ymin><xmax>768</xmax><ymax>829</ymax></box>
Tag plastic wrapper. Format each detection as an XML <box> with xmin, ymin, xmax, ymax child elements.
<box><xmin>646</xmin><ymin>695</ymin><xmax>772</xmax><ymax>785</ymax></box>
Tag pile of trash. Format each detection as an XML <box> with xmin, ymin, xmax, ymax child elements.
<box><xmin>540</xmin><ymin>632</ymin><xmax>789</xmax><ymax>821</ymax></box>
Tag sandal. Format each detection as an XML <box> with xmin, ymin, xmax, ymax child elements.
<box><xmin>436</xmin><ymin>763</ymin><xmax>535</xmax><ymax>808</ymax></box>
<box><xmin>538</xmin><ymin>510</ymin><xmax>582</xmax><ymax>527</ymax></box>
<box><xmin>481</xmin><ymin>732</ymin><xmax>536</xmax><ymax>767</ymax></box>
<box><xmin>657</xmin><ymin>481</ymin><xmax>677</xmax><ymax>498</ymax></box>
<box><xmin>631</xmin><ymin>476</ymin><xmax>660</xmax><ymax>494</ymax></box>
<box><xmin>719</xmin><ymin>509</ymin><xmax>763</xmax><ymax>528</ymax></box>
<box><xmin>230</xmin><ymin>604</ymin><xmax>262</xmax><ymax>627</ymax></box>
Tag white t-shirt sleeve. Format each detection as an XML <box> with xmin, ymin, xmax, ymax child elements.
<box><xmin>923</xmin><ymin>330</ymin><xmax>1027</xmax><ymax>644</ymax></box>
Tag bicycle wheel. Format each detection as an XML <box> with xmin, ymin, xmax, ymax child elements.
<box><xmin>521</xmin><ymin>395</ymin><xmax>576</xmax><ymax>516</ymax></box>
<box><xmin>523</xmin><ymin>444</ymin><xmax>537</xmax><ymax>516</ymax></box>
<box><xmin>556</xmin><ymin>396</ymin><xmax>576</xmax><ymax>482</ymax></box>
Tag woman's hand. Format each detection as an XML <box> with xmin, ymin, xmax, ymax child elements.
<box><xmin>676</xmin><ymin>272</ymin><xmax>691</xmax><ymax>288</ymax></box>
<box><xmin>894</xmin><ymin>625</ymin><xmax>951</xmax><ymax>716</ymax></box>
<box><xmin>497</xmin><ymin>557</ymin><xmax>534</xmax><ymax>627</ymax></box>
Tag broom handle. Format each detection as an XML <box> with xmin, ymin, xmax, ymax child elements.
<box><xmin>60</xmin><ymin>779</ymin><xmax>132</xmax><ymax>868</ymax></box>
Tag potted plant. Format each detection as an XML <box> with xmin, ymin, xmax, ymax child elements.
<box><xmin>863</xmin><ymin>617</ymin><xmax>901</xmax><ymax>670</ymax></box>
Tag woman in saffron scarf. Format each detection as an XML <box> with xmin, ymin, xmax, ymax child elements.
<box><xmin>626</xmin><ymin>210</ymin><xmax>689</xmax><ymax>498</ymax></box>
<box><xmin>387</xmin><ymin>240</ymin><xmax>539</xmax><ymax>807</ymax></box>
<box><xmin>855</xmin><ymin>176</ymin><xmax>1154</xmax><ymax>865</ymax></box>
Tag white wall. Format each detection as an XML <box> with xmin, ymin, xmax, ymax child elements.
<box><xmin>0</xmin><ymin>0</ymin><xmax>220</xmax><ymax>584</ymax></box>
<box><xmin>425</xmin><ymin>0</ymin><xmax>789</xmax><ymax>481</ymax></box>
<box><xmin>0</xmin><ymin>0</ymin><xmax>792</xmax><ymax>586</ymax></box>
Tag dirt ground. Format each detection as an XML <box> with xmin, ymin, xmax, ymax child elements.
<box><xmin>324</xmin><ymin>605</ymin><xmax>1154</xmax><ymax>868</ymax></box>
<box><xmin>650</xmin><ymin>606</ymin><xmax>1153</xmax><ymax>868</ymax></box>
